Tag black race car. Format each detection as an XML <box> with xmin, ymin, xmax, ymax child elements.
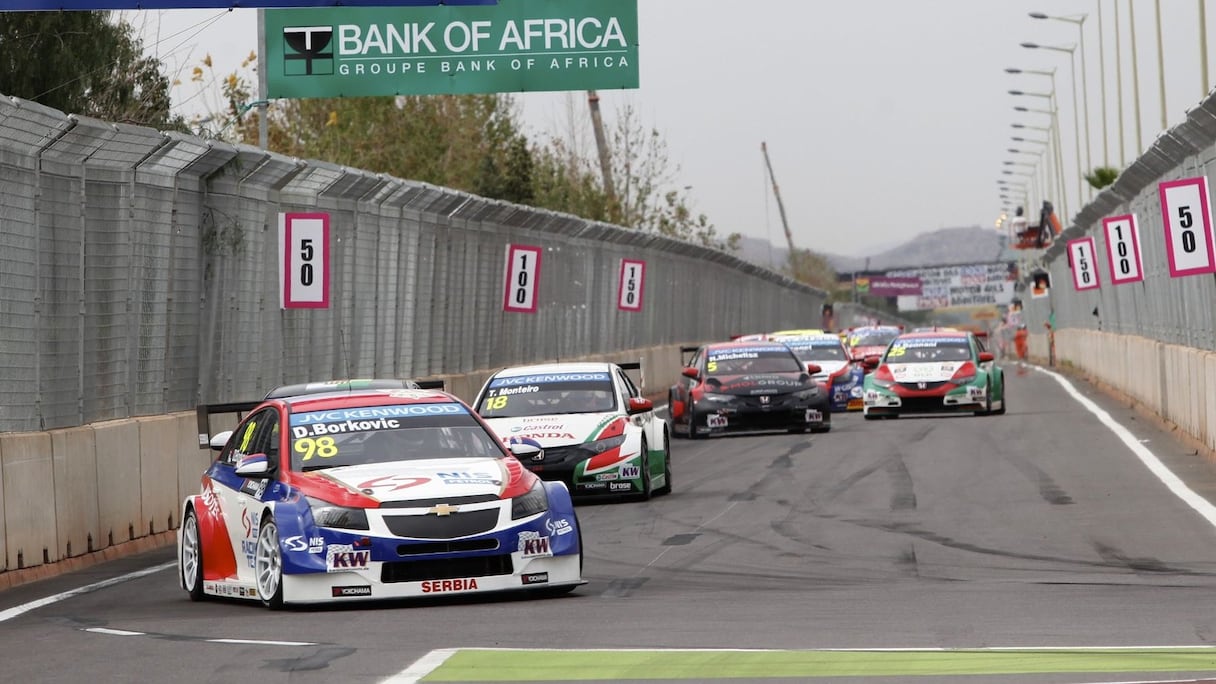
<box><xmin>669</xmin><ymin>341</ymin><xmax>831</xmax><ymax>438</ymax></box>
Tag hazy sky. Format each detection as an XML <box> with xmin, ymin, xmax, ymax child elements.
<box><xmin>127</xmin><ymin>1</ymin><xmax>1216</xmax><ymax>257</ymax></box>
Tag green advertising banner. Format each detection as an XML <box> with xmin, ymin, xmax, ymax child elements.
<box><xmin>264</xmin><ymin>0</ymin><xmax>638</xmax><ymax>98</ymax></box>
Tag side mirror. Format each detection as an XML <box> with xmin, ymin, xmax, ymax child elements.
<box><xmin>978</xmin><ymin>351</ymin><xmax>995</xmax><ymax>363</ymax></box>
<box><xmin>210</xmin><ymin>430</ymin><xmax>233</xmax><ymax>452</ymax></box>
<box><xmin>805</xmin><ymin>363</ymin><xmax>822</xmax><ymax>375</ymax></box>
<box><xmin>508</xmin><ymin>442</ymin><xmax>543</xmax><ymax>460</ymax></box>
<box><xmin>234</xmin><ymin>453</ymin><xmax>271</xmax><ymax>478</ymax></box>
<box><xmin>863</xmin><ymin>355</ymin><xmax>881</xmax><ymax>370</ymax></box>
<box><xmin>626</xmin><ymin>397</ymin><xmax>653</xmax><ymax>415</ymax></box>
<box><xmin>681</xmin><ymin>367</ymin><xmax>699</xmax><ymax>379</ymax></box>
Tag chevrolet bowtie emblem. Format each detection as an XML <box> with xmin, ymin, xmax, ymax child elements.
<box><xmin>428</xmin><ymin>503</ymin><xmax>459</xmax><ymax>516</ymax></box>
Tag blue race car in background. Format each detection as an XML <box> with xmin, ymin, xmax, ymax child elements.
<box><xmin>777</xmin><ymin>333</ymin><xmax>865</xmax><ymax>412</ymax></box>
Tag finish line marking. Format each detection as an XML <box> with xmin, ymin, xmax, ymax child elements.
<box><xmin>387</xmin><ymin>646</ymin><xmax>1216</xmax><ymax>683</ymax></box>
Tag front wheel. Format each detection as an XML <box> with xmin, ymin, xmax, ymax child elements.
<box><xmin>254</xmin><ymin>514</ymin><xmax>285</xmax><ymax>610</ymax></box>
<box><xmin>180</xmin><ymin>507</ymin><xmax>205</xmax><ymax>602</ymax></box>
<box><xmin>636</xmin><ymin>439</ymin><xmax>653</xmax><ymax>501</ymax></box>
<box><xmin>656</xmin><ymin>433</ymin><xmax>673</xmax><ymax>495</ymax></box>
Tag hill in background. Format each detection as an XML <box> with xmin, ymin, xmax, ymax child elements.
<box><xmin>738</xmin><ymin>225</ymin><xmax>1014</xmax><ymax>275</ymax></box>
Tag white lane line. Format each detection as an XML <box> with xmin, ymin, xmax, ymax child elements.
<box><xmin>382</xmin><ymin>648</ymin><xmax>459</xmax><ymax>684</ymax></box>
<box><xmin>0</xmin><ymin>560</ymin><xmax>176</xmax><ymax>624</ymax></box>
<box><xmin>86</xmin><ymin>627</ymin><xmax>145</xmax><ymax>637</ymax></box>
<box><xmin>1031</xmin><ymin>364</ymin><xmax>1216</xmax><ymax>529</ymax></box>
<box><xmin>207</xmin><ymin>638</ymin><xmax>317</xmax><ymax>646</ymax></box>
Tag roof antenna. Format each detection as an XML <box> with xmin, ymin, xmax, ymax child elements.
<box><xmin>338</xmin><ymin>327</ymin><xmax>352</xmax><ymax>380</ymax></box>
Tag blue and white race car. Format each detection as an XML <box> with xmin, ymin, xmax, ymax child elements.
<box><xmin>179</xmin><ymin>380</ymin><xmax>583</xmax><ymax>609</ymax></box>
<box><xmin>778</xmin><ymin>334</ymin><xmax>865</xmax><ymax>412</ymax></box>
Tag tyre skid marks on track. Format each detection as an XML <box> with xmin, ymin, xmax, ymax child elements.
<box><xmin>1002</xmin><ymin>452</ymin><xmax>1076</xmax><ymax>506</ymax></box>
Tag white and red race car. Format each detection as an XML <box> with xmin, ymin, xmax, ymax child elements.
<box><xmin>472</xmin><ymin>362</ymin><xmax>672</xmax><ymax>500</ymax></box>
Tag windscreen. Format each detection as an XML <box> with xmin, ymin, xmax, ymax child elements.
<box><xmin>288</xmin><ymin>403</ymin><xmax>503</xmax><ymax>471</ymax></box>
<box><xmin>784</xmin><ymin>339</ymin><xmax>847</xmax><ymax>362</ymax></box>
<box><xmin>883</xmin><ymin>337</ymin><xmax>973</xmax><ymax>363</ymax></box>
<box><xmin>706</xmin><ymin>346</ymin><xmax>804</xmax><ymax>375</ymax></box>
<box><xmin>849</xmin><ymin>329</ymin><xmax>901</xmax><ymax>348</ymax></box>
<box><xmin>477</xmin><ymin>371</ymin><xmax>617</xmax><ymax>418</ymax></box>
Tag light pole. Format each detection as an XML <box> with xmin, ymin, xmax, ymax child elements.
<box><xmin>1115</xmin><ymin>0</ymin><xmax>1124</xmax><ymax>165</ymax></box>
<box><xmin>1128</xmin><ymin>1</ymin><xmax>1143</xmax><ymax>153</ymax></box>
<box><xmin>1011</xmin><ymin>91</ymin><xmax>1070</xmax><ymax>220</ymax></box>
<box><xmin>1028</xmin><ymin>12</ymin><xmax>1092</xmax><ymax>184</ymax></box>
<box><xmin>1096</xmin><ymin>0</ymin><xmax>1109</xmax><ymax>166</ymax></box>
<box><xmin>1154</xmin><ymin>0</ymin><xmax>1167</xmax><ymax>131</ymax></box>
<box><xmin>1022</xmin><ymin>43</ymin><xmax>1085</xmax><ymax>204</ymax></box>
<box><xmin>1202</xmin><ymin>0</ymin><xmax>1210</xmax><ymax>96</ymax></box>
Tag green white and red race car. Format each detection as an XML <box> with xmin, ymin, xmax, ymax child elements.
<box><xmin>473</xmin><ymin>362</ymin><xmax>672</xmax><ymax>500</ymax></box>
<box><xmin>862</xmin><ymin>331</ymin><xmax>1006</xmax><ymax>418</ymax></box>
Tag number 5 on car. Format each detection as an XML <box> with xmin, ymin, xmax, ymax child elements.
<box><xmin>1158</xmin><ymin>176</ymin><xmax>1216</xmax><ymax>277</ymax></box>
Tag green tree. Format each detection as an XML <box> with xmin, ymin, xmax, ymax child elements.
<box><xmin>1085</xmin><ymin>166</ymin><xmax>1120</xmax><ymax>190</ymax></box>
<box><xmin>0</xmin><ymin>11</ymin><xmax>183</xmax><ymax>129</ymax></box>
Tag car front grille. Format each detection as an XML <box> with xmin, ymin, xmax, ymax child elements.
<box><xmin>396</xmin><ymin>539</ymin><xmax>500</xmax><ymax>556</ymax></box>
<box><xmin>382</xmin><ymin>509</ymin><xmax>500</xmax><ymax>539</ymax></box>
<box><xmin>381</xmin><ymin>554</ymin><xmax>514</xmax><ymax>583</ymax></box>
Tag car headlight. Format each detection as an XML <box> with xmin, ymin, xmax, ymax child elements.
<box><xmin>511</xmin><ymin>480</ymin><xmax>550</xmax><ymax>520</ymax></box>
<box><xmin>793</xmin><ymin>386</ymin><xmax>819</xmax><ymax>399</ymax></box>
<box><xmin>307</xmin><ymin>496</ymin><xmax>370</xmax><ymax>531</ymax></box>
<box><xmin>582</xmin><ymin>434</ymin><xmax>626</xmax><ymax>454</ymax></box>
<box><xmin>702</xmin><ymin>392</ymin><xmax>735</xmax><ymax>403</ymax></box>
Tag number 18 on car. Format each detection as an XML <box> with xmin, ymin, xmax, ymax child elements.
<box><xmin>1158</xmin><ymin>176</ymin><xmax>1216</xmax><ymax>278</ymax></box>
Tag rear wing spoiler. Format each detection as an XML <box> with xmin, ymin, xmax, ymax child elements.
<box><xmin>617</xmin><ymin>361</ymin><xmax>644</xmax><ymax>391</ymax></box>
<box><xmin>196</xmin><ymin>401</ymin><xmax>261</xmax><ymax>449</ymax></box>
<box><xmin>680</xmin><ymin>345</ymin><xmax>700</xmax><ymax>366</ymax></box>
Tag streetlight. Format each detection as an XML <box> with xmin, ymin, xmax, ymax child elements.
<box><xmin>1006</xmin><ymin>96</ymin><xmax>1065</xmax><ymax>216</ymax></box>
<box><xmin>1029</xmin><ymin>12</ymin><xmax>1093</xmax><ymax>176</ymax></box>
<box><xmin>1022</xmin><ymin>42</ymin><xmax>1086</xmax><ymax>204</ymax></box>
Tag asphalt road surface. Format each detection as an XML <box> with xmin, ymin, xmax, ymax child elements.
<box><xmin>5</xmin><ymin>363</ymin><xmax>1216</xmax><ymax>684</ymax></box>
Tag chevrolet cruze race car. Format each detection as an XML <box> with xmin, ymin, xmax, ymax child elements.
<box><xmin>780</xmin><ymin>334</ymin><xmax>865</xmax><ymax>412</ymax></box>
<box><xmin>862</xmin><ymin>331</ymin><xmax>1006</xmax><ymax>418</ymax></box>
<box><xmin>179</xmin><ymin>380</ymin><xmax>583</xmax><ymax>609</ymax></box>
<box><xmin>473</xmin><ymin>362</ymin><xmax>671</xmax><ymax>499</ymax></box>
<box><xmin>669</xmin><ymin>341</ymin><xmax>831</xmax><ymax>437</ymax></box>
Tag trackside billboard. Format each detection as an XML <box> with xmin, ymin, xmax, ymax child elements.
<box><xmin>12</xmin><ymin>0</ymin><xmax>493</xmax><ymax>9</ymax></box>
<box><xmin>264</xmin><ymin>0</ymin><xmax>639</xmax><ymax>98</ymax></box>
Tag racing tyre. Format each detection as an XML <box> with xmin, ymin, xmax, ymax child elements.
<box><xmin>993</xmin><ymin>374</ymin><xmax>1007</xmax><ymax>415</ymax></box>
<box><xmin>636</xmin><ymin>438</ymin><xmax>653</xmax><ymax>501</ymax></box>
<box><xmin>687</xmin><ymin>400</ymin><xmax>702</xmax><ymax>440</ymax></box>
<box><xmin>254</xmin><ymin>513</ymin><xmax>285</xmax><ymax>610</ymax></box>
<box><xmin>542</xmin><ymin>524</ymin><xmax>582</xmax><ymax>598</ymax></box>
<box><xmin>180</xmin><ymin>507</ymin><xmax>205</xmax><ymax>602</ymax></box>
<box><xmin>656</xmin><ymin>432</ymin><xmax>673</xmax><ymax>495</ymax></box>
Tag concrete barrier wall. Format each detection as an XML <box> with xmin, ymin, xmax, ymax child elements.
<box><xmin>0</xmin><ymin>342</ymin><xmax>699</xmax><ymax>581</ymax></box>
<box><xmin>92</xmin><ymin>421</ymin><xmax>142</xmax><ymax>550</ymax></box>
<box><xmin>51</xmin><ymin>427</ymin><xmax>99</xmax><ymax>560</ymax></box>
<box><xmin>2</xmin><ymin>433</ymin><xmax>57</xmax><ymax>570</ymax></box>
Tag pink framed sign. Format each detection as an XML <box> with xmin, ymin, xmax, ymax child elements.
<box><xmin>502</xmin><ymin>244</ymin><xmax>542</xmax><ymax>313</ymax></box>
<box><xmin>617</xmin><ymin>259</ymin><xmax>646</xmax><ymax>311</ymax></box>
<box><xmin>1067</xmin><ymin>236</ymin><xmax>1101</xmax><ymax>291</ymax></box>
<box><xmin>279</xmin><ymin>212</ymin><xmax>330</xmax><ymax>309</ymax></box>
<box><xmin>1101</xmin><ymin>214</ymin><xmax>1144</xmax><ymax>285</ymax></box>
<box><xmin>1158</xmin><ymin>176</ymin><xmax>1216</xmax><ymax>277</ymax></box>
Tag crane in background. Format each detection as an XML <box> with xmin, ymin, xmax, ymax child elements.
<box><xmin>760</xmin><ymin>141</ymin><xmax>796</xmax><ymax>260</ymax></box>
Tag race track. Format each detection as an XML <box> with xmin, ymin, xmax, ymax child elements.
<box><xmin>5</xmin><ymin>363</ymin><xmax>1216</xmax><ymax>683</ymax></box>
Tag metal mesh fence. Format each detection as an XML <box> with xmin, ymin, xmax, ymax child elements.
<box><xmin>1023</xmin><ymin>89</ymin><xmax>1216</xmax><ymax>350</ymax></box>
<box><xmin>0</xmin><ymin>95</ymin><xmax>827</xmax><ymax>433</ymax></box>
